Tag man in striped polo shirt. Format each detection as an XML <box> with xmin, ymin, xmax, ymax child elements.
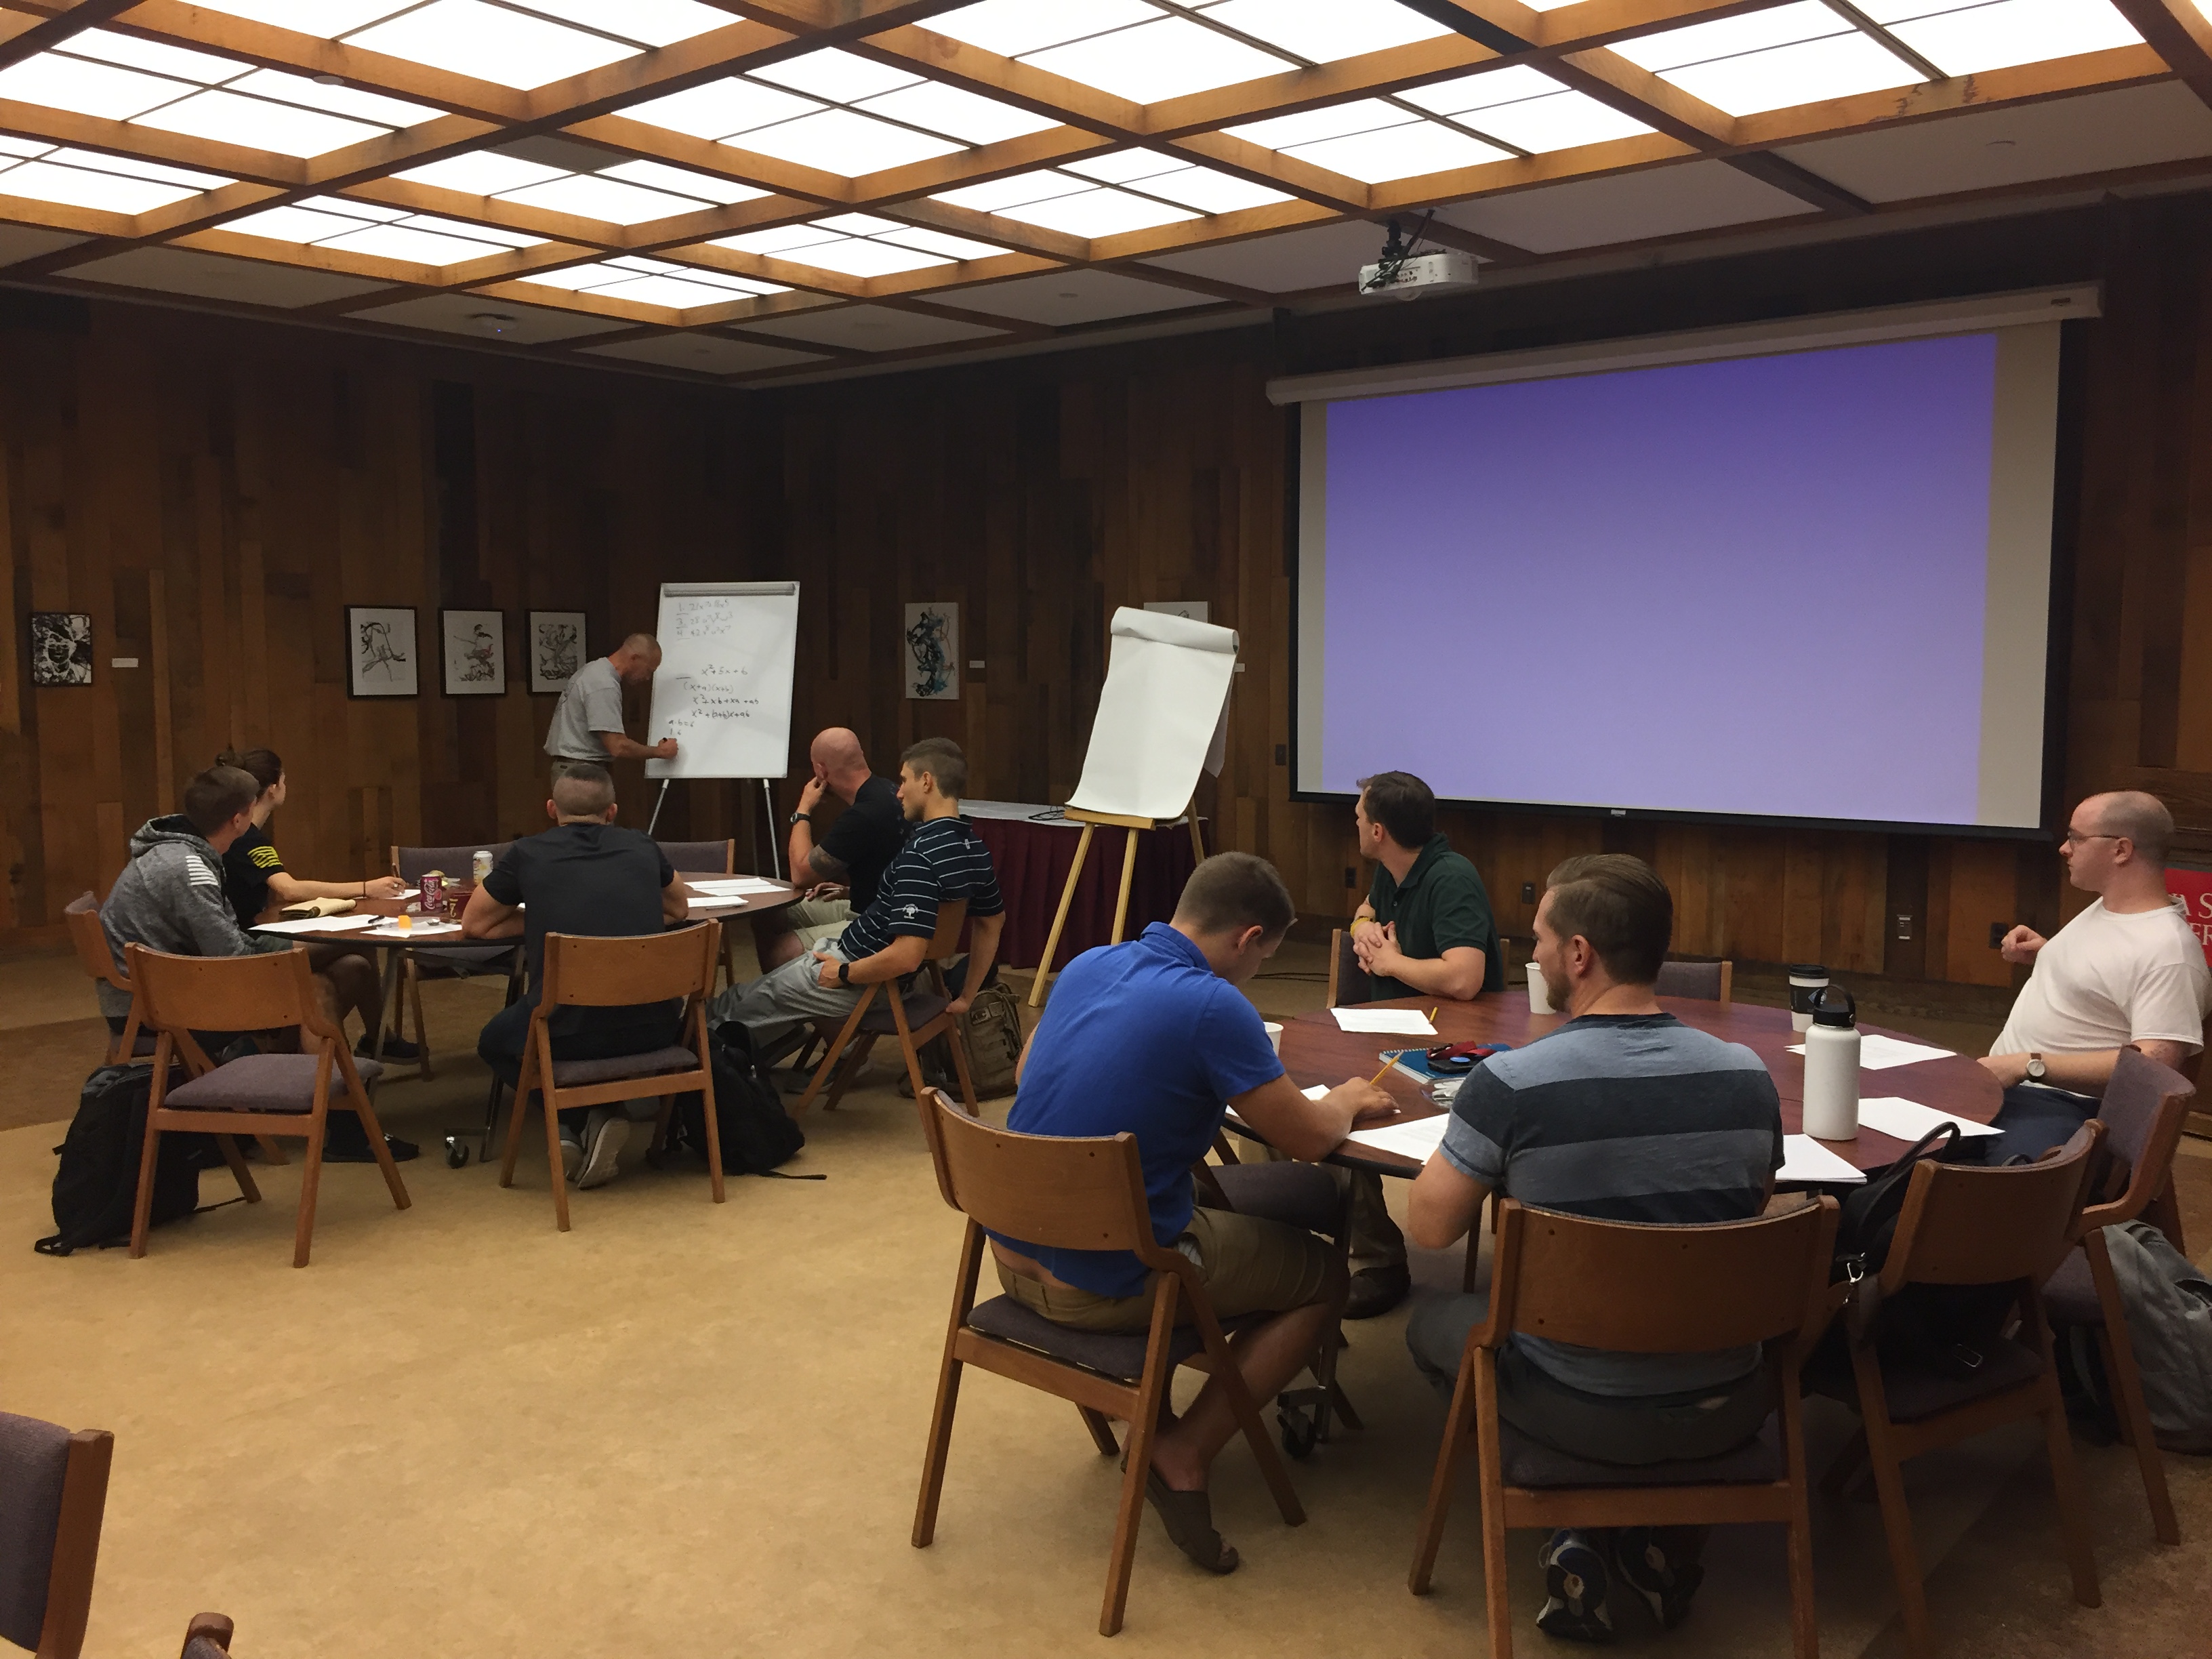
<box><xmin>1406</xmin><ymin>853</ymin><xmax>1782</xmax><ymax>1645</ymax></box>
<box><xmin>712</xmin><ymin>738</ymin><xmax>1004</xmax><ymax>1045</ymax></box>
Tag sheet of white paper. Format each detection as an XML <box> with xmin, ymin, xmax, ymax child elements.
<box><xmin>253</xmin><ymin>916</ymin><xmax>365</xmax><ymax>935</ymax></box>
<box><xmin>1854</xmin><ymin>1096</ymin><xmax>2002</xmax><ymax>1139</ymax></box>
<box><xmin>643</xmin><ymin>582</ymin><xmax>799</xmax><ymax>781</ymax></box>
<box><xmin>1330</xmin><ymin>1008</ymin><xmax>1437</xmax><ymax>1036</ymax></box>
<box><xmin>1347</xmin><ymin>1114</ymin><xmax>1450</xmax><ymax>1162</ymax></box>
<box><xmin>1778</xmin><ymin>1134</ymin><xmax>1868</xmax><ymax>1185</ymax></box>
<box><xmin>1067</xmin><ymin>607</ymin><xmax>1238</xmax><ymax>821</ymax></box>
<box><xmin>688</xmin><ymin>878</ymin><xmax>784</xmax><ymax>895</ymax></box>
<box><xmin>1301</xmin><ymin>1084</ymin><xmax>1330</xmax><ymax>1101</ymax></box>
<box><xmin>361</xmin><ymin>918</ymin><xmax>466</xmax><ymax>938</ymax></box>
<box><xmin>1785</xmin><ymin>1033</ymin><xmax>1956</xmax><ymax>1069</ymax></box>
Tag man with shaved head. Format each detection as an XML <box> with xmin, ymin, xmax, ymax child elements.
<box><xmin>752</xmin><ymin>725</ymin><xmax>907</xmax><ymax>970</ymax></box>
<box><xmin>1981</xmin><ymin>790</ymin><xmax>2211</xmax><ymax>1160</ymax></box>
<box><xmin>464</xmin><ymin>763</ymin><xmax>694</xmax><ymax>1191</ymax></box>
<box><xmin>544</xmin><ymin>630</ymin><xmax>678</xmax><ymax>779</ymax></box>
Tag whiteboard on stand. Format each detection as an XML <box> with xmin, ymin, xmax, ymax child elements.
<box><xmin>643</xmin><ymin>581</ymin><xmax>799</xmax><ymax>781</ymax></box>
<box><xmin>1067</xmin><ymin>607</ymin><xmax>1237</xmax><ymax>821</ymax></box>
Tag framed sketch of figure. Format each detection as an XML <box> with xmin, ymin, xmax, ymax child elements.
<box><xmin>903</xmin><ymin>602</ymin><xmax>958</xmax><ymax>700</ymax></box>
<box><xmin>346</xmin><ymin>606</ymin><xmax>418</xmax><ymax>698</ymax></box>
<box><xmin>528</xmin><ymin>611</ymin><xmax>587</xmax><ymax>695</ymax></box>
<box><xmin>28</xmin><ymin>612</ymin><xmax>93</xmax><ymax>686</ymax></box>
<box><xmin>441</xmin><ymin>609</ymin><xmax>506</xmax><ymax>696</ymax></box>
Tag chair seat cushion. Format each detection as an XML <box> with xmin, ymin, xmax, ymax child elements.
<box><xmin>0</xmin><ymin>1411</ymin><xmax>70</xmax><ymax>1650</ymax></box>
<box><xmin>549</xmin><ymin>1046</ymin><xmax>699</xmax><ymax>1088</ymax></box>
<box><xmin>408</xmin><ymin>943</ymin><xmax>518</xmax><ymax>974</ymax></box>
<box><xmin>1209</xmin><ymin>1161</ymin><xmax>1344</xmax><ymax>1235</ymax></box>
<box><xmin>965</xmin><ymin>1295</ymin><xmax>1271</xmax><ymax>1382</ymax></box>
<box><xmin>165</xmin><ymin>1052</ymin><xmax>384</xmax><ymax>1113</ymax></box>
<box><xmin>1807</xmin><ymin>1334</ymin><xmax>2045</xmax><ymax>1422</ymax></box>
<box><xmin>2042</xmin><ymin>1249</ymin><xmax>2102</xmax><ymax>1328</ymax></box>
<box><xmin>858</xmin><ymin>991</ymin><xmax>947</xmax><ymax>1034</ymax></box>
<box><xmin>1500</xmin><ymin>1416</ymin><xmax>1784</xmax><ymax>1490</ymax></box>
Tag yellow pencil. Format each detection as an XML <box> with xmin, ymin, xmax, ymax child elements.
<box><xmin>1368</xmin><ymin>1012</ymin><xmax>1440</xmax><ymax>1086</ymax></box>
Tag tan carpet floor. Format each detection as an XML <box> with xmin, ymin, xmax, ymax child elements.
<box><xmin>6</xmin><ymin>944</ymin><xmax>2212</xmax><ymax>1656</ymax></box>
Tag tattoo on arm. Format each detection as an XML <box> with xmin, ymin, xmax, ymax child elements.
<box><xmin>808</xmin><ymin>847</ymin><xmax>849</xmax><ymax>883</ymax></box>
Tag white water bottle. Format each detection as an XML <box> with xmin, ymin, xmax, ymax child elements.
<box><xmin>1801</xmin><ymin>986</ymin><xmax>1860</xmax><ymax>1141</ymax></box>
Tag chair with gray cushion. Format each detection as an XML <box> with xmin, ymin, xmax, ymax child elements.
<box><xmin>1654</xmin><ymin>958</ymin><xmax>1733</xmax><ymax>1004</ymax></box>
<box><xmin>1809</xmin><ymin>1123</ymin><xmax>2105</xmax><ymax>1658</ymax></box>
<box><xmin>496</xmin><ymin>921</ymin><xmax>726</xmax><ymax>1231</ymax></box>
<box><xmin>1409</xmin><ymin>1196</ymin><xmax>1841</xmax><ymax>1659</ymax></box>
<box><xmin>125</xmin><ymin>943</ymin><xmax>410</xmax><ymax>1267</ymax></box>
<box><xmin>177</xmin><ymin>1613</ymin><xmax>233</xmax><ymax>1659</ymax></box>
<box><xmin>1326</xmin><ymin>928</ymin><xmax>1370</xmax><ymax>1008</ymax></box>
<box><xmin>0</xmin><ymin>1413</ymin><xmax>112</xmax><ymax>1659</ymax></box>
<box><xmin>386</xmin><ymin>843</ymin><xmax>525</xmax><ymax>1082</ymax></box>
<box><xmin>795</xmin><ymin>901</ymin><xmax>977</xmax><ymax>1115</ymax></box>
<box><xmin>653</xmin><ymin>838</ymin><xmax>740</xmax><ymax>989</ymax></box>
<box><xmin>2041</xmin><ymin>1045</ymin><xmax>2195</xmax><ymax>1547</ymax></box>
<box><xmin>62</xmin><ymin>893</ymin><xmax>154</xmax><ymax>1065</ymax></box>
<box><xmin>909</xmin><ymin>1088</ymin><xmax>1307</xmax><ymax>1637</ymax></box>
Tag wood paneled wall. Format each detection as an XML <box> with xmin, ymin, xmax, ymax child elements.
<box><xmin>8</xmin><ymin>190</ymin><xmax>2210</xmax><ymax>989</ymax></box>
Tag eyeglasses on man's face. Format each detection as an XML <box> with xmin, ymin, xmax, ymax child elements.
<box><xmin>2059</xmin><ymin>830</ymin><xmax>2121</xmax><ymax>848</ymax></box>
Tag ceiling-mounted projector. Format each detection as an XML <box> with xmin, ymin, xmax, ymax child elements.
<box><xmin>1358</xmin><ymin>213</ymin><xmax>1475</xmax><ymax>300</ymax></box>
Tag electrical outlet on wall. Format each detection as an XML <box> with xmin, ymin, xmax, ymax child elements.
<box><xmin>1896</xmin><ymin>913</ymin><xmax>1914</xmax><ymax>940</ymax></box>
<box><xmin>1988</xmin><ymin>921</ymin><xmax>2007</xmax><ymax>948</ymax></box>
<box><xmin>1521</xmin><ymin>881</ymin><xmax>1535</xmax><ymax>903</ymax></box>
<box><xmin>1345</xmin><ymin>867</ymin><xmax>1357</xmax><ymax>888</ymax></box>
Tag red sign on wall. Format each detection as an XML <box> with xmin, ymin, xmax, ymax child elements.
<box><xmin>2165</xmin><ymin>867</ymin><xmax>2212</xmax><ymax>968</ymax></box>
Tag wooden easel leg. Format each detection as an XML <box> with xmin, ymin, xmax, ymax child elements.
<box><xmin>1187</xmin><ymin>808</ymin><xmax>1204</xmax><ymax>865</ymax></box>
<box><xmin>1028</xmin><ymin>822</ymin><xmax>1092</xmax><ymax>1008</ymax></box>
<box><xmin>1109</xmin><ymin>826</ymin><xmax>1139</xmax><ymax>944</ymax></box>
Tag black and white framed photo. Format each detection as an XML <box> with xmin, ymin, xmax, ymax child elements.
<box><xmin>441</xmin><ymin>608</ymin><xmax>506</xmax><ymax>696</ymax></box>
<box><xmin>346</xmin><ymin>606</ymin><xmax>418</xmax><ymax>698</ymax></box>
<box><xmin>28</xmin><ymin>612</ymin><xmax>92</xmax><ymax>687</ymax></box>
<box><xmin>527</xmin><ymin>610</ymin><xmax>587</xmax><ymax>695</ymax></box>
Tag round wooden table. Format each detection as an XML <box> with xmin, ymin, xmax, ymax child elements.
<box><xmin>1252</xmin><ymin>993</ymin><xmax>2001</xmax><ymax>1179</ymax></box>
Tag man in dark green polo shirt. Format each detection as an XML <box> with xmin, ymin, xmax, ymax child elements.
<box><xmin>1339</xmin><ymin>771</ymin><xmax>1502</xmax><ymax>1316</ymax></box>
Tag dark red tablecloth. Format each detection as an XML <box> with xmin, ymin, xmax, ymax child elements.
<box><xmin>966</xmin><ymin>813</ymin><xmax>1203</xmax><ymax>970</ymax></box>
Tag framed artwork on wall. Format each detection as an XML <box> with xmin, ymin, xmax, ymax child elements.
<box><xmin>528</xmin><ymin>611</ymin><xmax>587</xmax><ymax>694</ymax></box>
<box><xmin>904</xmin><ymin>602</ymin><xmax>958</xmax><ymax>700</ymax></box>
<box><xmin>28</xmin><ymin>612</ymin><xmax>92</xmax><ymax>686</ymax></box>
<box><xmin>346</xmin><ymin>606</ymin><xmax>418</xmax><ymax>697</ymax></box>
<box><xmin>441</xmin><ymin>608</ymin><xmax>506</xmax><ymax>696</ymax></box>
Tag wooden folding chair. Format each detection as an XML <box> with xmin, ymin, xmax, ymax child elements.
<box><xmin>1811</xmin><ymin>1123</ymin><xmax>2106</xmax><ymax>1658</ymax></box>
<box><xmin>655</xmin><ymin>838</ymin><xmax>739</xmax><ymax>989</ymax></box>
<box><xmin>1409</xmin><ymin>1197</ymin><xmax>1840</xmax><ymax>1658</ymax></box>
<box><xmin>386</xmin><ymin>841</ymin><xmax>525</xmax><ymax>1081</ymax></box>
<box><xmin>2041</xmin><ymin>1046</ymin><xmax>2195</xmax><ymax>1547</ymax></box>
<box><xmin>126</xmin><ymin>944</ymin><xmax>409</xmax><ymax>1267</ymax></box>
<box><xmin>1654</xmin><ymin>958</ymin><xmax>1734</xmax><ymax>1004</ymax></box>
<box><xmin>1326</xmin><ymin>926</ymin><xmax>1369</xmax><ymax>1008</ymax></box>
<box><xmin>497</xmin><ymin>921</ymin><xmax>724</xmax><ymax>1231</ymax></box>
<box><xmin>63</xmin><ymin>892</ymin><xmax>151</xmax><ymax>1065</ymax></box>
<box><xmin>178</xmin><ymin>1613</ymin><xmax>234</xmax><ymax>1658</ymax></box>
<box><xmin>909</xmin><ymin>1088</ymin><xmax>1308</xmax><ymax>1637</ymax></box>
<box><xmin>0</xmin><ymin>1413</ymin><xmax>112</xmax><ymax>1659</ymax></box>
<box><xmin>794</xmin><ymin>899</ymin><xmax>977</xmax><ymax>1114</ymax></box>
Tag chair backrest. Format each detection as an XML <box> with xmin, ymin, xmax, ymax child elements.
<box><xmin>1654</xmin><ymin>958</ymin><xmax>1732</xmax><ymax>1004</ymax></box>
<box><xmin>125</xmin><ymin>945</ymin><xmax>321</xmax><ymax>1046</ymax></box>
<box><xmin>391</xmin><ymin>842</ymin><xmax>510</xmax><ymax>883</ymax></box>
<box><xmin>916</xmin><ymin>1086</ymin><xmax>1164</xmax><ymax>1260</ymax></box>
<box><xmin>0</xmin><ymin>1413</ymin><xmax>112</xmax><ymax>1659</ymax></box>
<box><xmin>2093</xmin><ymin>1045</ymin><xmax>2195</xmax><ymax>1221</ymax></box>
<box><xmin>1490</xmin><ymin>1197</ymin><xmax>1839</xmax><ymax>1356</ymax></box>
<box><xmin>180</xmin><ymin>1613</ymin><xmax>234</xmax><ymax>1658</ymax></box>
<box><xmin>539</xmin><ymin>922</ymin><xmax>719</xmax><ymax>1010</ymax></box>
<box><xmin>924</xmin><ymin>898</ymin><xmax>970</xmax><ymax>958</ymax></box>
<box><xmin>1886</xmin><ymin>1122</ymin><xmax>2104</xmax><ymax>1292</ymax></box>
<box><xmin>1327</xmin><ymin>928</ymin><xmax>1370</xmax><ymax>1008</ymax></box>
<box><xmin>63</xmin><ymin>892</ymin><xmax>124</xmax><ymax>990</ymax></box>
<box><xmin>654</xmin><ymin>837</ymin><xmax>735</xmax><ymax>875</ymax></box>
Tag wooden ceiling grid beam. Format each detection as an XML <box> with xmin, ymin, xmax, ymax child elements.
<box><xmin>0</xmin><ymin>0</ymin><xmax>136</xmax><ymax>69</ymax></box>
<box><xmin>2105</xmin><ymin>0</ymin><xmax>2212</xmax><ymax>109</ymax></box>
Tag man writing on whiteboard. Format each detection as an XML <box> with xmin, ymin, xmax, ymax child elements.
<box><xmin>544</xmin><ymin>632</ymin><xmax>678</xmax><ymax>777</ymax></box>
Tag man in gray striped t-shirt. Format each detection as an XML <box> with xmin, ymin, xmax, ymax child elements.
<box><xmin>1406</xmin><ymin>854</ymin><xmax>1781</xmax><ymax>1644</ymax></box>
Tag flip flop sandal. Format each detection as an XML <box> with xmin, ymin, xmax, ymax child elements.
<box><xmin>1143</xmin><ymin>1471</ymin><xmax>1240</xmax><ymax>1574</ymax></box>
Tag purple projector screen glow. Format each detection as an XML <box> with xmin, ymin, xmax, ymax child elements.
<box><xmin>1300</xmin><ymin>331</ymin><xmax>2057</xmax><ymax>830</ymax></box>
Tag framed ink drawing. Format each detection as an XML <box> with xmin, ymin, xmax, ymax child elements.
<box><xmin>347</xmin><ymin>606</ymin><xmax>418</xmax><ymax>697</ymax></box>
<box><xmin>528</xmin><ymin>611</ymin><xmax>587</xmax><ymax>695</ymax></box>
<box><xmin>441</xmin><ymin>609</ymin><xmax>506</xmax><ymax>696</ymax></box>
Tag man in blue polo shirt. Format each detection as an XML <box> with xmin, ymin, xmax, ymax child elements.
<box><xmin>994</xmin><ymin>852</ymin><xmax>1392</xmax><ymax>1578</ymax></box>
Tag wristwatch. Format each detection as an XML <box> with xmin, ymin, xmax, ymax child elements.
<box><xmin>788</xmin><ymin>809</ymin><xmax>811</xmax><ymax>825</ymax></box>
<box><xmin>836</xmin><ymin>960</ymin><xmax>851</xmax><ymax>986</ymax></box>
<box><xmin>2026</xmin><ymin>1052</ymin><xmax>2047</xmax><ymax>1082</ymax></box>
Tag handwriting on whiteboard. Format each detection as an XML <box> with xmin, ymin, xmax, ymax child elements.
<box><xmin>658</xmin><ymin>666</ymin><xmax>762</xmax><ymax>737</ymax></box>
<box><xmin>667</xmin><ymin>596</ymin><xmax>741</xmax><ymax>641</ymax></box>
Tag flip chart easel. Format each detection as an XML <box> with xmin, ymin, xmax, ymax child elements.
<box><xmin>1027</xmin><ymin>805</ymin><xmax>1209</xmax><ymax>1008</ymax></box>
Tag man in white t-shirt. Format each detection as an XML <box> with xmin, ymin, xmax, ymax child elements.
<box><xmin>1981</xmin><ymin>790</ymin><xmax>2211</xmax><ymax>1160</ymax></box>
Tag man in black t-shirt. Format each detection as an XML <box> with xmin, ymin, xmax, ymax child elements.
<box><xmin>464</xmin><ymin>764</ymin><xmax>694</xmax><ymax>1191</ymax></box>
<box><xmin>751</xmin><ymin>727</ymin><xmax>907</xmax><ymax>970</ymax></box>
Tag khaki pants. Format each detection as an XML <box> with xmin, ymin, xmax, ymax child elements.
<box><xmin>998</xmin><ymin>1206</ymin><xmax>1337</xmax><ymax>1332</ymax></box>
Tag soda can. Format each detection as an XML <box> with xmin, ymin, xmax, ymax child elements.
<box><xmin>419</xmin><ymin>869</ymin><xmax>445</xmax><ymax>912</ymax></box>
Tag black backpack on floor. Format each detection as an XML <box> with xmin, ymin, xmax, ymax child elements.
<box><xmin>665</xmin><ymin>1023</ymin><xmax>814</xmax><ymax>1179</ymax></box>
<box><xmin>35</xmin><ymin>1063</ymin><xmax>216</xmax><ymax>1256</ymax></box>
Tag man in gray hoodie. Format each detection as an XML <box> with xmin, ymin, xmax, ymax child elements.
<box><xmin>99</xmin><ymin>764</ymin><xmax>386</xmax><ymax>1048</ymax></box>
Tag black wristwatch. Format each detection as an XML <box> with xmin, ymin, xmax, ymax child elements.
<box><xmin>788</xmin><ymin>809</ymin><xmax>811</xmax><ymax>826</ymax></box>
<box><xmin>836</xmin><ymin>960</ymin><xmax>851</xmax><ymax>986</ymax></box>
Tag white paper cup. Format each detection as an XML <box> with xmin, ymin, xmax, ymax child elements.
<box><xmin>1525</xmin><ymin>962</ymin><xmax>1553</xmax><ymax>1015</ymax></box>
<box><xmin>1263</xmin><ymin>1021</ymin><xmax>1283</xmax><ymax>1055</ymax></box>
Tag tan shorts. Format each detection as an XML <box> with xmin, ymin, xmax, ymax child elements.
<box><xmin>998</xmin><ymin>1205</ymin><xmax>1337</xmax><ymax>1332</ymax></box>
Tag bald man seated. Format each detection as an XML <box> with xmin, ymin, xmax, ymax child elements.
<box><xmin>753</xmin><ymin>726</ymin><xmax>909</xmax><ymax>971</ymax></box>
<box><xmin>544</xmin><ymin>632</ymin><xmax>678</xmax><ymax>779</ymax></box>
<box><xmin>1980</xmin><ymin>790</ymin><xmax>2211</xmax><ymax>1162</ymax></box>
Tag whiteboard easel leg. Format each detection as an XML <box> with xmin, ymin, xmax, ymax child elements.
<box><xmin>761</xmin><ymin>779</ymin><xmax>781</xmax><ymax>880</ymax></box>
<box><xmin>1029</xmin><ymin>823</ymin><xmax>1093</xmax><ymax>1009</ymax></box>
<box><xmin>1109</xmin><ymin>826</ymin><xmax>1139</xmax><ymax>945</ymax></box>
<box><xmin>647</xmin><ymin>779</ymin><xmax>672</xmax><ymax>835</ymax></box>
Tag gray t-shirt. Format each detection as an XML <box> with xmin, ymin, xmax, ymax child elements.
<box><xmin>544</xmin><ymin>656</ymin><xmax>626</xmax><ymax>760</ymax></box>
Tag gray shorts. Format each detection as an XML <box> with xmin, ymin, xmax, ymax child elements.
<box><xmin>709</xmin><ymin>936</ymin><xmax>862</xmax><ymax>1046</ymax></box>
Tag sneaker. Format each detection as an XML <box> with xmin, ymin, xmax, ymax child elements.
<box><xmin>576</xmin><ymin>1109</ymin><xmax>628</xmax><ymax>1190</ymax></box>
<box><xmin>1612</xmin><ymin>1528</ymin><xmax>1703</xmax><ymax>1631</ymax></box>
<box><xmin>560</xmin><ymin>1132</ymin><xmax>584</xmax><ymax>1185</ymax></box>
<box><xmin>357</xmin><ymin>1033</ymin><xmax>422</xmax><ymax>1061</ymax></box>
<box><xmin>1344</xmin><ymin>1263</ymin><xmax>1412</xmax><ymax>1319</ymax></box>
<box><xmin>1535</xmin><ymin>1530</ymin><xmax>1616</xmax><ymax>1643</ymax></box>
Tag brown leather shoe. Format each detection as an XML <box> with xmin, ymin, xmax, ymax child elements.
<box><xmin>1344</xmin><ymin>1264</ymin><xmax>1412</xmax><ymax>1319</ymax></box>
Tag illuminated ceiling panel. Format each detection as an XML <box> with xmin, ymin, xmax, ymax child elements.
<box><xmin>1179</xmin><ymin>0</ymin><xmax>1452</xmax><ymax>61</ymax></box>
